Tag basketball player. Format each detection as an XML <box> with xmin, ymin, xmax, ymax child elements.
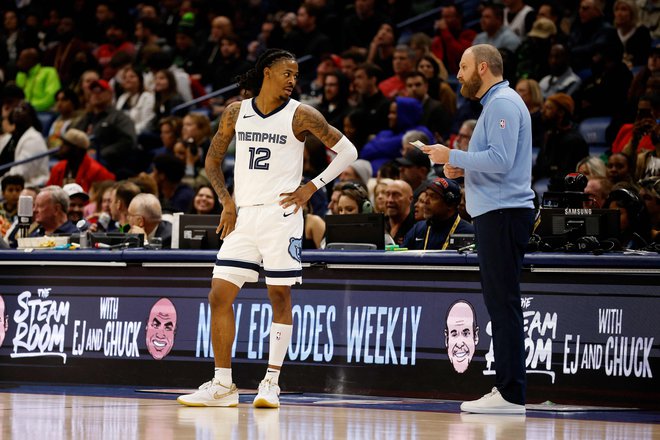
<box><xmin>177</xmin><ymin>49</ymin><xmax>358</xmax><ymax>408</ymax></box>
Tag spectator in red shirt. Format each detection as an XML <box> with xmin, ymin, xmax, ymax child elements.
<box><xmin>93</xmin><ymin>21</ymin><xmax>136</xmax><ymax>79</ymax></box>
<box><xmin>431</xmin><ymin>5</ymin><xmax>477</xmax><ymax>74</ymax></box>
<box><xmin>47</xmin><ymin>128</ymin><xmax>116</xmax><ymax>192</ymax></box>
<box><xmin>378</xmin><ymin>45</ymin><xmax>415</xmax><ymax>99</ymax></box>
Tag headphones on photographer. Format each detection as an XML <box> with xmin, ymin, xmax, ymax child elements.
<box><xmin>342</xmin><ymin>182</ymin><xmax>373</xmax><ymax>214</ymax></box>
<box><xmin>606</xmin><ymin>188</ymin><xmax>643</xmax><ymax>220</ymax></box>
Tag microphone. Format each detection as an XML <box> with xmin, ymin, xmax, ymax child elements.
<box><xmin>94</xmin><ymin>242</ymin><xmax>130</xmax><ymax>249</ymax></box>
<box><xmin>98</xmin><ymin>212</ymin><xmax>111</xmax><ymax>230</ymax></box>
<box><xmin>76</xmin><ymin>219</ymin><xmax>89</xmax><ymax>231</ymax></box>
<box><xmin>76</xmin><ymin>219</ymin><xmax>90</xmax><ymax>248</ymax></box>
<box><xmin>17</xmin><ymin>195</ymin><xmax>33</xmax><ymax>238</ymax></box>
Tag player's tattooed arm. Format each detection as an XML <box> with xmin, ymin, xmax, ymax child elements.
<box><xmin>206</xmin><ymin>102</ymin><xmax>239</xmax><ymax>203</ymax></box>
<box><xmin>206</xmin><ymin>101</ymin><xmax>240</xmax><ymax>238</ymax></box>
<box><xmin>292</xmin><ymin>104</ymin><xmax>343</xmax><ymax>147</ymax></box>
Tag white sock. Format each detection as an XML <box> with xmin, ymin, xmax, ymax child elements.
<box><xmin>214</xmin><ymin>367</ymin><xmax>232</xmax><ymax>388</ymax></box>
<box><xmin>265</xmin><ymin>368</ymin><xmax>281</xmax><ymax>384</ymax></box>
<box><xmin>266</xmin><ymin>322</ymin><xmax>293</xmax><ymax>384</ymax></box>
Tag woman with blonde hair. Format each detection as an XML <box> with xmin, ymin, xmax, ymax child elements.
<box><xmin>516</xmin><ymin>78</ymin><xmax>544</xmax><ymax>148</ymax></box>
<box><xmin>576</xmin><ymin>155</ymin><xmax>608</xmax><ymax>179</ymax></box>
<box><xmin>613</xmin><ymin>0</ymin><xmax>652</xmax><ymax>68</ymax></box>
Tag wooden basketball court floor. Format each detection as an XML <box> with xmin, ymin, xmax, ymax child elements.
<box><xmin>1</xmin><ymin>384</ymin><xmax>659</xmax><ymax>439</ymax></box>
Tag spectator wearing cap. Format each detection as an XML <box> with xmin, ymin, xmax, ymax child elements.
<box><xmin>47</xmin><ymin>128</ymin><xmax>116</xmax><ymax>192</ymax></box>
<box><xmin>14</xmin><ymin>48</ymin><xmax>62</xmax><ymax>111</ymax></box>
<box><xmin>534</xmin><ymin>93</ymin><xmax>589</xmax><ymax>191</ymax></box>
<box><xmin>538</xmin><ymin>44</ymin><xmax>582</xmax><ymax>98</ymax></box>
<box><xmin>516</xmin><ymin>18</ymin><xmax>557</xmax><ymax>81</ymax></box>
<box><xmin>151</xmin><ymin>154</ymin><xmax>194</xmax><ymax>214</ymax></box>
<box><xmin>63</xmin><ymin>183</ymin><xmax>89</xmax><ymax>224</ymax></box>
<box><xmin>72</xmin><ymin>79</ymin><xmax>138</xmax><ymax>179</ymax></box>
<box><xmin>173</xmin><ymin>14</ymin><xmax>202</xmax><ymax>75</ymax></box>
<box><xmin>361</xmin><ymin>96</ymin><xmax>434</xmax><ymax>176</ymax></box>
<box><xmin>396</xmin><ymin>147</ymin><xmax>432</xmax><ymax>196</ymax></box>
<box><xmin>29</xmin><ymin>185</ymin><xmax>78</xmax><ymax>239</ymax></box>
<box><xmin>403</xmin><ymin>178</ymin><xmax>474</xmax><ymax>250</ymax></box>
<box><xmin>339</xmin><ymin>159</ymin><xmax>373</xmax><ymax>187</ymax></box>
<box><xmin>127</xmin><ymin>193</ymin><xmax>172</xmax><ymax>248</ymax></box>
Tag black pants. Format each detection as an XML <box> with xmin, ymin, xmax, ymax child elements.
<box><xmin>473</xmin><ymin>208</ymin><xmax>534</xmax><ymax>405</ymax></box>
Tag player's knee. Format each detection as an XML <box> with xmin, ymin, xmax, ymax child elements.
<box><xmin>208</xmin><ymin>288</ymin><xmax>231</xmax><ymax>309</ymax></box>
<box><xmin>267</xmin><ymin>287</ymin><xmax>291</xmax><ymax>310</ymax></box>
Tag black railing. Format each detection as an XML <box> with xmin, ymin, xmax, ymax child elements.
<box><xmin>171</xmin><ymin>54</ymin><xmax>314</xmax><ymax>114</ymax></box>
<box><xmin>0</xmin><ymin>147</ymin><xmax>60</xmax><ymax>174</ymax></box>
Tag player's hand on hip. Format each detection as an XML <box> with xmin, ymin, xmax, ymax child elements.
<box><xmin>421</xmin><ymin>143</ymin><xmax>451</xmax><ymax>164</ymax></box>
<box><xmin>444</xmin><ymin>164</ymin><xmax>465</xmax><ymax>179</ymax></box>
<box><xmin>217</xmin><ymin>201</ymin><xmax>237</xmax><ymax>239</ymax></box>
<box><xmin>280</xmin><ymin>181</ymin><xmax>316</xmax><ymax>214</ymax></box>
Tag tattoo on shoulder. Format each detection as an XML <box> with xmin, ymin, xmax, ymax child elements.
<box><xmin>294</xmin><ymin>104</ymin><xmax>342</xmax><ymax>146</ymax></box>
<box><xmin>207</xmin><ymin>103</ymin><xmax>240</xmax><ymax>160</ymax></box>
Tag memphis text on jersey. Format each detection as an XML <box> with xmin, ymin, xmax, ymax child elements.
<box><xmin>237</xmin><ymin>131</ymin><xmax>287</xmax><ymax>145</ymax></box>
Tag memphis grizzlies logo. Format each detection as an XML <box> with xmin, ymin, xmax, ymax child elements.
<box><xmin>288</xmin><ymin>237</ymin><xmax>302</xmax><ymax>262</ymax></box>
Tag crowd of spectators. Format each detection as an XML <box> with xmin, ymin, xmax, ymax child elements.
<box><xmin>0</xmin><ymin>0</ymin><xmax>658</xmax><ymax>250</ymax></box>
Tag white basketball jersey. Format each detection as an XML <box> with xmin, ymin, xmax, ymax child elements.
<box><xmin>233</xmin><ymin>98</ymin><xmax>304</xmax><ymax>207</ymax></box>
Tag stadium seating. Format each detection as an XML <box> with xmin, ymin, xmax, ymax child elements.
<box><xmin>578</xmin><ymin>116</ymin><xmax>611</xmax><ymax>156</ymax></box>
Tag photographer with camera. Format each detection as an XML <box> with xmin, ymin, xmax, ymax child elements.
<box><xmin>178</xmin><ymin>113</ymin><xmax>212</xmax><ymax>187</ymax></box>
<box><xmin>613</xmin><ymin>94</ymin><xmax>658</xmax><ymax>157</ymax></box>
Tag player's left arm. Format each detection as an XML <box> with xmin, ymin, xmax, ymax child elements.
<box><xmin>280</xmin><ymin>104</ymin><xmax>358</xmax><ymax>212</ymax></box>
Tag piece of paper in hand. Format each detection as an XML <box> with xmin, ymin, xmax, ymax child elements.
<box><xmin>410</xmin><ymin>140</ymin><xmax>426</xmax><ymax>150</ymax></box>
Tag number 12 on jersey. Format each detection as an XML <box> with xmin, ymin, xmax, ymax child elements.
<box><xmin>248</xmin><ymin>147</ymin><xmax>271</xmax><ymax>170</ymax></box>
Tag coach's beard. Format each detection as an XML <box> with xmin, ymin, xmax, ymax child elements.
<box><xmin>460</xmin><ymin>70</ymin><xmax>482</xmax><ymax>100</ymax></box>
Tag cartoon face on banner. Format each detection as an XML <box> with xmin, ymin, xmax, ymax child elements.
<box><xmin>445</xmin><ymin>300</ymin><xmax>479</xmax><ymax>373</ymax></box>
<box><xmin>146</xmin><ymin>298</ymin><xmax>177</xmax><ymax>360</ymax></box>
<box><xmin>0</xmin><ymin>295</ymin><xmax>7</xmax><ymax>346</ymax></box>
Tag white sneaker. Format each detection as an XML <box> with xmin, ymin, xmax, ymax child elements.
<box><xmin>253</xmin><ymin>378</ymin><xmax>280</xmax><ymax>408</ymax></box>
<box><xmin>460</xmin><ymin>388</ymin><xmax>526</xmax><ymax>414</ymax></box>
<box><xmin>177</xmin><ymin>379</ymin><xmax>239</xmax><ymax>407</ymax></box>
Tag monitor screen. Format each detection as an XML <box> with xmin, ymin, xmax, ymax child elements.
<box><xmin>176</xmin><ymin>214</ymin><xmax>223</xmax><ymax>250</ymax></box>
<box><xmin>324</xmin><ymin>213</ymin><xmax>385</xmax><ymax>250</ymax></box>
<box><xmin>536</xmin><ymin>208</ymin><xmax>620</xmax><ymax>243</ymax></box>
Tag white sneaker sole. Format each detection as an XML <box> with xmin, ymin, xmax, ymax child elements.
<box><xmin>252</xmin><ymin>397</ymin><xmax>279</xmax><ymax>408</ymax></box>
<box><xmin>460</xmin><ymin>404</ymin><xmax>526</xmax><ymax>414</ymax></box>
<box><xmin>177</xmin><ymin>395</ymin><xmax>239</xmax><ymax>407</ymax></box>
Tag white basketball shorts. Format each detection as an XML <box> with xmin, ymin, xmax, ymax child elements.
<box><xmin>213</xmin><ymin>203</ymin><xmax>303</xmax><ymax>286</ymax></box>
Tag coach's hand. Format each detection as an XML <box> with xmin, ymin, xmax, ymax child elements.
<box><xmin>444</xmin><ymin>164</ymin><xmax>465</xmax><ymax>179</ymax></box>
<box><xmin>217</xmin><ymin>199</ymin><xmax>237</xmax><ymax>239</ymax></box>
<box><xmin>280</xmin><ymin>181</ymin><xmax>316</xmax><ymax>214</ymax></box>
<box><xmin>421</xmin><ymin>143</ymin><xmax>451</xmax><ymax>164</ymax></box>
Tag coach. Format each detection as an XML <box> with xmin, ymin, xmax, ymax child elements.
<box><xmin>422</xmin><ymin>44</ymin><xmax>535</xmax><ymax>414</ymax></box>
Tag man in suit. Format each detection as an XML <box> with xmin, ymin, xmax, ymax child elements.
<box><xmin>127</xmin><ymin>193</ymin><xmax>172</xmax><ymax>248</ymax></box>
